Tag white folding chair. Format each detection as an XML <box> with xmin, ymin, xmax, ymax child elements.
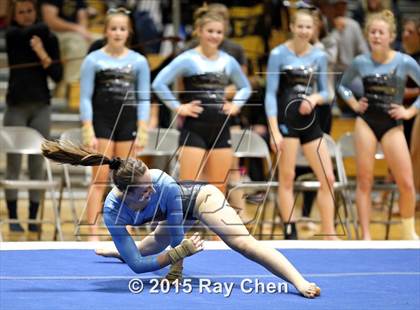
<box><xmin>230</xmin><ymin>129</ymin><xmax>280</xmax><ymax>239</ymax></box>
<box><xmin>138</xmin><ymin>127</ymin><xmax>180</xmax><ymax>176</ymax></box>
<box><xmin>0</xmin><ymin>126</ymin><xmax>63</xmax><ymax>241</ymax></box>
<box><xmin>293</xmin><ymin>134</ymin><xmax>357</xmax><ymax>239</ymax></box>
<box><xmin>337</xmin><ymin>132</ymin><xmax>398</xmax><ymax>240</ymax></box>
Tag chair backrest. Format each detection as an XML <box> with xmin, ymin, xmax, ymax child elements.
<box><xmin>295</xmin><ymin>134</ymin><xmax>347</xmax><ymax>183</ymax></box>
<box><xmin>0</xmin><ymin>126</ymin><xmax>45</xmax><ymax>154</ymax></box>
<box><xmin>337</xmin><ymin>132</ymin><xmax>384</xmax><ymax>160</ymax></box>
<box><xmin>230</xmin><ymin>129</ymin><xmax>272</xmax><ymax>170</ymax></box>
<box><xmin>0</xmin><ymin>126</ymin><xmax>55</xmax><ymax>181</ymax></box>
<box><xmin>60</xmin><ymin>128</ymin><xmax>82</xmax><ymax>144</ymax></box>
<box><xmin>140</xmin><ymin>128</ymin><xmax>180</xmax><ymax>157</ymax></box>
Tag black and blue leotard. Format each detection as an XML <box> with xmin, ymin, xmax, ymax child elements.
<box><xmin>265</xmin><ymin>44</ymin><xmax>330</xmax><ymax>144</ymax></box>
<box><xmin>80</xmin><ymin>49</ymin><xmax>150</xmax><ymax>141</ymax></box>
<box><xmin>152</xmin><ymin>49</ymin><xmax>251</xmax><ymax>149</ymax></box>
<box><xmin>338</xmin><ymin>52</ymin><xmax>420</xmax><ymax>141</ymax></box>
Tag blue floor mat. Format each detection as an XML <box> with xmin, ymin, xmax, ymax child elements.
<box><xmin>1</xmin><ymin>249</ymin><xmax>419</xmax><ymax>310</ymax></box>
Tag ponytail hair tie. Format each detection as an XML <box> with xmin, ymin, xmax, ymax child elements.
<box><xmin>109</xmin><ymin>157</ymin><xmax>122</xmax><ymax>170</ymax></box>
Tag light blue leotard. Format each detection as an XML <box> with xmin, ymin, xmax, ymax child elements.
<box><xmin>337</xmin><ymin>52</ymin><xmax>420</xmax><ymax>140</ymax></box>
<box><xmin>337</xmin><ymin>52</ymin><xmax>420</xmax><ymax>109</ymax></box>
<box><xmin>152</xmin><ymin>49</ymin><xmax>251</xmax><ymax>110</ymax></box>
<box><xmin>80</xmin><ymin>49</ymin><xmax>150</xmax><ymax>122</ymax></box>
<box><xmin>264</xmin><ymin>44</ymin><xmax>329</xmax><ymax>118</ymax></box>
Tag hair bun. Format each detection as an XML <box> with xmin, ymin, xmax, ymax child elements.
<box><xmin>383</xmin><ymin>10</ymin><xmax>394</xmax><ymax>19</ymax></box>
<box><xmin>109</xmin><ymin>157</ymin><xmax>122</xmax><ymax>170</ymax></box>
<box><xmin>193</xmin><ymin>4</ymin><xmax>210</xmax><ymax>21</ymax></box>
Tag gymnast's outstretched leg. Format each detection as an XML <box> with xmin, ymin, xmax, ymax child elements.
<box><xmin>195</xmin><ymin>185</ymin><xmax>321</xmax><ymax>298</ymax></box>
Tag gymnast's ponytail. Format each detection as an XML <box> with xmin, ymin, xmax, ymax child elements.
<box><xmin>42</xmin><ymin>139</ymin><xmax>117</xmax><ymax>168</ymax></box>
<box><xmin>42</xmin><ymin>140</ymin><xmax>147</xmax><ymax>191</ymax></box>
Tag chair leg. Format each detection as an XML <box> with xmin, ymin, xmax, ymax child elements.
<box><xmin>50</xmin><ymin>187</ymin><xmax>64</xmax><ymax>241</ymax></box>
<box><xmin>385</xmin><ymin>190</ymin><xmax>395</xmax><ymax>240</ymax></box>
<box><xmin>64</xmin><ymin>168</ymin><xmax>81</xmax><ymax>240</ymax></box>
<box><xmin>346</xmin><ymin>188</ymin><xmax>360</xmax><ymax>240</ymax></box>
<box><xmin>254</xmin><ymin>197</ymin><xmax>266</xmax><ymax>240</ymax></box>
<box><xmin>38</xmin><ymin>194</ymin><xmax>45</xmax><ymax>240</ymax></box>
<box><xmin>338</xmin><ymin>190</ymin><xmax>352</xmax><ymax>240</ymax></box>
<box><xmin>54</xmin><ymin>180</ymin><xmax>64</xmax><ymax>241</ymax></box>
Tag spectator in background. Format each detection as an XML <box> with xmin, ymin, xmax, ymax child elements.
<box><xmin>297</xmin><ymin>7</ymin><xmax>336</xmax><ymax>229</ymax></box>
<box><xmin>180</xmin><ymin>3</ymin><xmax>250</xmax><ymax>219</ymax></box>
<box><xmin>317</xmin><ymin>0</ymin><xmax>369</xmax><ymax>116</ymax></box>
<box><xmin>79</xmin><ymin>8</ymin><xmax>150</xmax><ymax>240</ymax></box>
<box><xmin>337</xmin><ymin>11</ymin><xmax>419</xmax><ymax>240</ymax></box>
<box><xmin>353</xmin><ymin>0</ymin><xmax>401</xmax><ymax>46</ymax></box>
<box><xmin>0</xmin><ymin>0</ymin><xmax>11</xmax><ymax>29</ymax></box>
<box><xmin>400</xmin><ymin>17</ymin><xmax>420</xmax><ymax>199</ymax></box>
<box><xmin>4</xmin><ymin>0</ymin><xmax>62</xmax><ymax>232</ymax></box>
<box><xmin>152</xmin><ymin>5</ymin><xmax>251</xmax><ymax>196</ymax></box>
<box><xmin>265</xmin><ymin>9</ymin><xmax>337</xmax><ymax>240</ymax></box>
<box><xmin>401</xmin><ymin>17</ymin><xmax>420</xmax><ymax>148</ymax></box>
<box><xmin>41</xmin><ymin>0</ymin><xmax>92</xmax><ymax>98</ymax></box>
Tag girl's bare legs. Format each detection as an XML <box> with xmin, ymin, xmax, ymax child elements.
<box><xmin>381</xmin><ymin>127</ymin><xmax>418</xmax><ymax>239</ymax></box>
<box><xmin>354</xmin><ymin>118</ymin><xmax>377</xmax><ymax>240</ymax></box>
<box><xmin>195</xmin><ymin>185</ymin><xmax>320</xmax><ymax>298</ymax></box>
<box><xmin>179</xmin><ymin>146</ymin><xmax>207</xmax><ymax>182</ymax></box>
<box><xmin>278</xmin><ymin>138</ymin><xmax>301</xmax><ymax>222</ymax></box>
<box><xmin>204</xmin><ymin>148</ymin><xmax>233</xmax><ymax>194</ymax></box>
<box><xmin>86</xmin><ymin>139</ymin><xmax>114</xmax><ymax>241</ymax></box>
<box><xmin>302</xmin><ymin>138</ymin><xmax>338</xmax><ymax>239</ymax></box>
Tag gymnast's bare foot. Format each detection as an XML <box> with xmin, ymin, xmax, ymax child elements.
<box><xmin>95</xmin><ymin>247</ymin><xmax>124</xmax><ymax>262</ymax></box>
<box><xmin>297</xmin><ymin>281</ymin><xmax>321</xmax><ymax>298</ymax></box>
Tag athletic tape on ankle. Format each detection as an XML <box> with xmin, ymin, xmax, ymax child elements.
<box><xmin>165</xmin><ymin>264</ymin><xmax>183</xmax><ymax>282</ymax></box>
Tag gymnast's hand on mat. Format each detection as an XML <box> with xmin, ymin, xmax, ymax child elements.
<box><xmin>175</xmin><ymin>101</ymin><xmax>203</xmax><ymax>117</ymax></box>
<box><xmin>388</xmin><ymin>103</ymin><xmax>417</xmax><ymax>120</ymax></box>
<box><xmin>163</xmin><ymin>261</ymin><xmax>184</xmax><ymax>284</ymax></box>
<box><xmin>355</xmin><ymin>97</ymin><xmax>369</xmax><ymax>114</ymax></box>
<box><xmin>167</xmin><ymin>232</ymin><xmax>204</xmax><ymax>264</ymax></box>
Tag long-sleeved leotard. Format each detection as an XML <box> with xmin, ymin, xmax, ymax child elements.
<box><xmin>80</xmin><ymin>49</ymin><xmax>150</xmax><ymax>141</ymax></box>
<box><xmin>152</xmin><ymin>49</ymin><xmax>251</xmax><ymax>149</ymax></box>
<box><xmin>337</xmin><ymin>52</ymin><xmax>420</xmax><ymax>140</ymax></box>
<box><xmin>265</xmin><ymin>44</ymin><xmax>330</xmax><ymax>144</ymax></box>
<box><xmin>103</xmin><ymin>169</ymin><xmax>202</xmax><ymax>273</ymax></box>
